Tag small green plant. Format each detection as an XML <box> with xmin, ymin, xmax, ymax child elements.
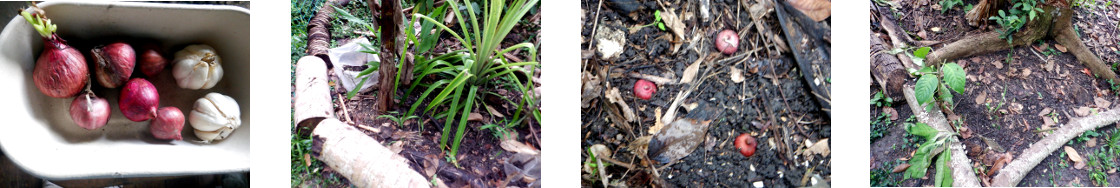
<box><xmin>1077</xmin><ymin>130</ymin><xmax>1102</xmax><ymax>143</ymax></box>
<box><xmin>912</xmin><ymin>47</ymin><xmax>967</xmax><ymax>111</ymax></box>
<box><xmin>378</xmin><ymin>111</ymin><xmax>420</xmax><ymax>129</ymax></box>
<box><xmin>903</xmin><ymin>122</ymin><xmax>955</xmax><ymax>187</ymax></box>
<box><xmin>871</xmin><ymin>91</ymin><xmax>894</xmax><ymax>107</ymax></box>
<box><xmin>412</xmin><ymin>0</ymin><xmax>540</xmax><ymax>167</ymax></box>
<box><xmin>584</xmin><ymin>146</ymin><xmax>609</xmax><ymax>182</ymax></box>
<box><xmin>939</xmin><ymin>0</ymin><xmax>964</xmax><ymax>13</ymax></box>
<box><xmin>1088</xmin><ymin>151</ymin><xmax>1110</xmax><ymax>186</ymax></box>
<box><xmin>871</xmin><ymin>161</ymin><xmax>904</xmax><ymax>186</ymax></box>
<box><xmin>479</xmin><ymin>118</ymin><xmax>516</xmax><ymax>140</ymax></box>
<box><xmin>872</xmin><ymin>112</ymin><xmax>893</xmax><ymax>141</ymax></box>
<box><xmin>989</xmin><ymin>0</ymin><xmax>1045</xmax><ymax>44</ymax></box>
<box><xmin>638</xmin><ymin>10</ymin><xmax>666</xmax><ymax>31</ymax></box>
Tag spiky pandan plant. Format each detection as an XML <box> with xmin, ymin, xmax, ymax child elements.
<box><xmin>410</xmin><ymin>0</ymin><xmax>539</xmax><ymax>166</ymax></box>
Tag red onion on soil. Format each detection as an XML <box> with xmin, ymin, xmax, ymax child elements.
<box><xmin>735</xmin><ymin>133</ymin><xmax>757</xmax><ymax>157</ymax></box>
<box><xmin>715</xmin><ymin>29</ymin><xmax>739</xmax><ymax>55</ymax></box>
<box><xmin>634</xmin><ymin>79</ymin><xmax>656</xmax><ymax>100</ymax></box>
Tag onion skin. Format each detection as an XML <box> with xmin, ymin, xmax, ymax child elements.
<box><xmin>634</xmin><ymin>79</ymin><xmax>656</xmax><ymax>100</ymax></box>
<box><xmin>715</xmin><ymin>29</ymin><xmax>739</xmax><ymax>55</ymax></box>
<box><xmin>91</xmin><ymin>42</ymin><xmax>135</xmax><ymax>88</ymax></box>
<box><xmin>69</xmin><ymin>93</ymin><xmax>109</xmax><ymax>130</ymax></box>
<box><xmin>33</xmin><ymin>37</ymin><xmax>87</xmax><ymax>98</ymax></box>
<box><xmin>137</xmin><ymin>43</ymin><xmax>166</xmax><ymax>77</ymax></box>
<box><xmin>150</xmin><ymin>107</ymin><xmax>184</xmax><ymax>140</ymax></box>
<box><xmin>734</xmin><ymin>133</ymin><xmax>757</xmax><ymax>157</ymax></box>
<box><xmin>119</xmin><ymin>78</ymin><xmax>159</xmax><ymax>122</ymax></box>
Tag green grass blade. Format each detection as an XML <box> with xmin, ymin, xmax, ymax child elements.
<box><xmin>450</xmin><ymin>86</ymin><xmax>479</xmax><ymax>158</ymax></box>
<box><xmin>440</xmin><ymin>86</ymin><xmax>464</xmax><ymax>148</ymax></box>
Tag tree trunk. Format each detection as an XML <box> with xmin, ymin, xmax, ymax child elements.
<box><xmin>926</xmin><ymin>6</ymin><xmax>1053</xmax><ymax>66</ymax></box>
<box><xmin>870</xmin><ymin>33</ymin><xmax>908</xmax><ymax>101</ymax></box>
<box><xmin>376</xmin><ymin>0</ymin><xmax>406</xmax><ymax>112</ymax></box>
<box><xmin>1049</xmin><ymin>7</ymin><xmax>1117</xmax><ymax>82</ymax></box>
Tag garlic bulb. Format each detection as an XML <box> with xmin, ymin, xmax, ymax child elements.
<box><xmin>189</xmin><ymin>92</ymin><xmax>241</xmax><ymax>143</ymax></box>
<box><xmin>172</xmin><ymin>44</ymin><xmax>224</xmax><ymax>90</ymax></box>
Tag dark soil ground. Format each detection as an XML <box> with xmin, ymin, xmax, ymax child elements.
<box><xmin>582</xmin><ymin>0</ymin><xmax>831</xmax><ymax>187</ymax></box>
<box><xmin>291</xmin><ymin>0</ymin><xmax>541</xmax><ymax>187</ymax></box>
<box><xmin>870</xmin><ymin>0</ymin><xmax>1120</xmax><ymax>186</ymax></box>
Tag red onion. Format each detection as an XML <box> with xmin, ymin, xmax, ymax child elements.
<box><xmin>24</xmin><ymin>7</ymin><xmax>87</xmax><ymax>98</ymax></box>
<box><xmin>91</xmin><ymin>42</ymin><xmax>135</xmax><ymax>88</ymax></box>
<box><xmin>150</xmin><ymin>107</ymin><xmax>184</xmax><ymax>140</ymax></box>
<box><xmin>634</xmin><ymin>79</ymin><xmax>656</xmax><ymax>100</ymax></box>
<box><xmin>119</xmin><ymin>78</ymin><xmax>159</xmax><ymax>122</ymax></box>
<box><xmin>734</xmin><ymin>133</ymin><xmax>757</xmax><ymax>157</ymax></box>
<box><xmin>69</xmin><ymin>93</ymin><xmax>109</xmax><ymax>130</ymax></box>
<box><xmin>137</xmin><ymin>43</ymin><xmax>167</xmax><ymax>77</ymax></box>
<box><xmin>715</xmin><ymin>29</ymin><xmax>739</xmax><ymax>55</ymax></box>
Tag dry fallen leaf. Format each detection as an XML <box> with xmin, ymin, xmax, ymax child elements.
<box><xmin>1075</xmin><ymin>106</ymin><xmax>1092</xmax><ymax>117</ymax></box>
<box><xmin>1096</xmin><ymin>97</ymin><xmax>1112</xmax><ymax>109</ymax></box>
<box><xmin>501</xmin><ymin>138</ymin><xmax>541</xmax><ymax>155</ymax></box>
<box><xmin>805</xmin><ymin>138</ymin><xmax>830</xmax><ymax>157</ymax></box>
<box><xmin>730</xmin><ymin>67</ymin><xmax>746</xmax><ymax>83</ymax></box>
<box><xmin>1066</xmin><ymin>146</ymin><xmax>1083</xmax><ymax>163</ymax></box>
<box><xmin>680</xmin><ymin>58</ymin><xmax>703</xmax><ymax>84</ymax></box>
<box><xmin>659</xmin><ymin>8</ymin><xmax>686</xmax><ymax>42</ymax></box>
<box><xmin>975</xmin><ymin>91</ymin><xmax>988</xmax><ymax>105</ymax></box>
<box><xmin>605</xmin><ymin>87</ymin><xmax>637</xmax><ymax>122</ymax></box>
<box><xmin>649</xmin><ymin>107</ymin><xmax>665</xmax><ymax>135</ymax></box>
<box><xmin>485</xmin><ymin>104</ymin><xmax>505</xmax><ymax>118</ymax></box>
<box><xmin>788</xmin><ymin>0</ymin><xmax>831</xmax><ymax>21</ymax></box>
<box><xmin>892</xmin><ymin>163</ymin><xmax>911</xmax><ymax>173</ymax></box>
<box><xmin>1055</xmin><ymin>44</ymin><xmax>1068</xmax><ymax>52</ymax></box>
<box><xmin>468</xmin><ymin>113</ymin><xmax>484</xmax><ymax>122</ymax></box>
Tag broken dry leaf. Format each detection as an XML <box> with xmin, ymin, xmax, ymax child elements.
<box><xmin>883</xmin><ymin>107</ymin><xmax>898</xmax><ymax>121</ymax></box>
<box><xmin>975</xmin><ymin>91</ymin><xmax>988</xmax><ymax>105</ymax></box>
<box><xmin>1055</xmin><ymin>44</ymin><xmax>1067</xmax><ymax>52</ymax></box>
<box><xmin>805</xmin><ymin>138</ymin><xmax>830</xmax><ymax>157</ymax></box>
<box><xmin>605</xmin><ymin>87</ymin><xmax>637</xmax><ymax>122</ymax></box>
<box><xmin>1088</xmin><ymin>138</ymin><xmax>1098</xmax><ymax>147</ymax></box>
<box><xmin>650</xmin><ymin>107</ymin><xmax>665</xmax><ymax>134</ymax></box>
<box><xmin>659</xmin><ymin>8</ymin><xmax>686</xmax><ymax>42</ymax></box>
<box><xmin>1075</xmin><ymin>106</ymin><xmax>1092</xmax><ymax>117</ymax></box>
<box><xmin>649</xmin><ymin>117</ymin><xmax>713</xmax><ymax>164</ymax></box>
<box><xmin>730</xmin><ymin>67</ymin><xmax>746</xmax><ymax>83</ymax></box>
<box><xmin>1096</xmin><ymin>97</ymin><xmax>1112</xmax><ymax>109</ymax></box>
<box><xmin>680</xmin><ymin>58</ymin><xmax>703</xmax><ymax>84</ymax></box>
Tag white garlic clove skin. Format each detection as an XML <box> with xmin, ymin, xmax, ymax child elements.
<box><xmin>189</xmin><ymin>93</ymin><xmax>241</xmax><ymax>143</ymax></box>
<box><xmin>172</xmin><ymin>44</ymin><xmax>223</xmax><ymax>90</ymax></box>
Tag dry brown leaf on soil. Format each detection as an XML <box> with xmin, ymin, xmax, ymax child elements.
<box><xmin>485</xmin><ymin>104</ymin><xmax>505</xmax><ymax>118</ymax></box>
<box><xmin>658</xmin><ymin>7</ymin><xmax>686</xmax><ymax>42</ymax></box>
<box><xmin>730</xmin><ymin>66</ymin><xmax>746</xmax><ymax>83</ymax></box>
<box><xmin>468</xmin><ymin>113</ymin><xmax>484</xmax><ymax>122</ymax></box>
<box><xmin>1096</xmin><ymin>97</ymin><xmax>1112</xmax><ymax>109</ymax></box>
<box><xmin>1039</xmin><ymin>107</ymin><xmax>1052</xmax><ymax>116</ymax></box>
<box><xmin>501</xmin><ymin>137</ymin><xmax>541</xmax><ymax>155</ymax></box>
<box><xmin>1075</xmin><ymin>106</ymin><xmax>1092</xmax><ymax>117</ymax></box>
<box><xmin>582</xmin><ymin>71</ymin><xmax>602</xmax><ymax>108</ymax></box>
<box><xmin>883</xmin><ymin>107</ymin><xmax>898</xmax><ymax>121</ymax></box>
<box><xmin>1055</xmin><ymin>44</ymin><xmax>1068</xmax><ymax>52</ymax></box>
<box><xmin>788</xmin><ymin>0</ymin><xmax>831</xmax><ymax>21</ymax></box>
<box><xmin>680</xmin><ymin>57</ymin><xmax>703</xmax><ymax>84</ymax></box>
<box><xmin>1065</xmin><ymin>146</ymin><xmax>1083</xmax><ymax>163</ymax></box>
<box><xmin>605</xmin><ymin>87</ymin><xmax>638</xmax><ymax>122</ymax></box>
<box><xmin>650</xmin><ymin>107</ymin><xmax>665</xmax><ymax>134</ymax></box>
<box><xmin>805</xmin><ymin>138</ymin><xmax>830</xmax><ymax>157</ymax></box>
<box><xmin>630</xmin><ymin>72</ymin><xmax>676</xmax><ymax>85</ymax></box>
<box><xmin>892</xmin><ymin>163</ymin><xmax>910</xmax><ymax>173</ymax></box>
<box><xmin>1088</xmin><ymin>138</ymin><xmax>1097</xmax><ymax>147</ymax></box>
<box><xmin>975</xmin><ymin>91</ymin><xmax>988</xmax><ymax>105</ymax></box>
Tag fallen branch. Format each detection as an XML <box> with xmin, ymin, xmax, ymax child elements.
<box><xmin>903</xmin><ymin>85</ymin><xmax>981</xmax><ymax>187</ymax></box>
<box><xmin>312</xmin><ymin>118</ymin><xmax>431</xmax><ymax>187</ymax></box>
<box><xmin>294</xmin><ymin>56</ymin><xmax>335</xmax><ymax>132</ymax></box>
<box><xmin>870</xmin><ymin>33</ymin><xmax>908</xmax><ymax>101</ymax></box>
<box><xmin>992</xmin><ymin>107</ymin><xmax>1120</xmax><ymax>186</ymax></box>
